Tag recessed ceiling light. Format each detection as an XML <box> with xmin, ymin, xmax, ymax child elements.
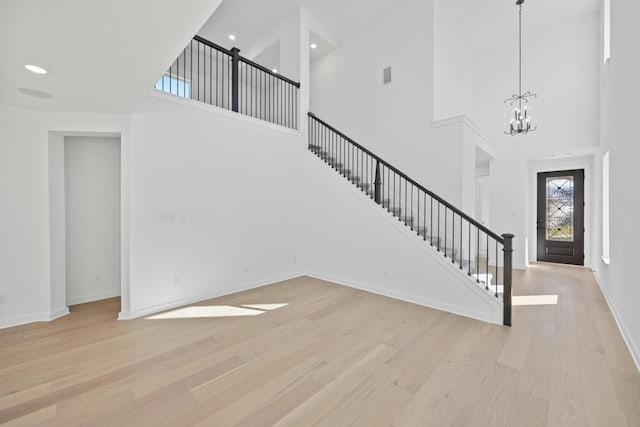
<box><xmin>228</xmin><ymin>34</ymin><xmax>236</xmax><ymax>41</ymax></box>
<box><xmin>272</xmin><ymin>69</ymin><xmax>278</xmax><ymax>74</ymax></box>
<box><xmin>310</xmin><ymin>43</ymin><xmax>317</xmax><ymax>49</ymax></box>
<box><xmin>18</xmin><ymin>87</ymin><xmax>52</xmax><ymax>99</ymax></box>
<box><xmin>24</xmin><ymin>64</ymin><xmax>47</xmax><ymax>74</ymax></box>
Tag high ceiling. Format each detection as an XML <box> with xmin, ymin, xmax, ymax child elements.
<box><xmin>0</xmin><ymin>0</ymin><xmax>601</xmax><ymax>113</ymax></box>
<box><xmin>201</xmin><ymin>0</ymin><xmax>601</xmax><ymax>58</ymax></box>
<box><xmin>198</xmin><ymin>0</ymin><xmax>417</xmax><ymax>57</ymax></box>
<box><xmin>0</xmin><ymin>0</ymin><xmax>223</xmax><ymax>112</ymax></box>
<box><xmin>447</xmin><ymin>0</ymin><xmax>601</xmax><ymax>53</ymax></box>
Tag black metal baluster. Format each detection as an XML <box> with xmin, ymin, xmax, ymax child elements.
<box><xmin>221</xmin><ymin>52</ymin><xmax>224</xmax><ymax>106</ymax></box>
<box><xmin>486</xmin><ymin>232</ymin><xmax>490</xmax><ymax>290</ymax></box>
<box><xmin>444</xmin><ymin>206</ymin><xmax>448</xmax><ymax>258</ymax></box>
<box><xmin>417</xmin><ymin>188</ymin><xmax>421</xmax><ymax>235</ymax></box>
<box><xmin>476</xmin><ymin>227</ymin><xmax>480</xmax><ymax>283</ymax></box>
<box><xmin>411</xmin><ymin>184</ymin><xmax>415</xmax><ymax>229</ymax></box>
<box><xmin>495</xmin><ymin>240</ymin><xmax>499</xmax><ymax>297</ymax></box>
<box><xmin>460</xmin><ymin>215</ymin><xmax>463</xmax><ymax>269</ymax></box>
<box><xmin>452</xmin><ymin>212</ymin><xmax>456</xmax><ymax>263</ymax></box>
<box><xmin>437</xmin><ymin>202</ymin><xmax>441</xmax><ymax>252</ymax></box>
<box><xmin>215</xmin><ymin>51</ymin><xmax>219</xmax><ymax>105</ymax></box>
<box><xmin>430</xmin><ymin>197</ymin><xmax>433</xmax><ymax>246</ymax></box>
<box><xmin>468</xmin><ymin>221</ymin><xmax>472</xmax><ymax>276</ymax></box>
<box><xmin>424</xmin><ymin>193</ymin><xmax>427</xmax><ymax>241</ymax></box>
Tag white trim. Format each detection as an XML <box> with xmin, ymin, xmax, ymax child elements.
<box><xmin>306</xmin><ymin>272</ymin><xmax>501</xmax><ymax>325</ymax></box>
<box><xmin>431</xmin><ymin>114</ymin><xmax>497</xmax><ymax>153</ymax></box>
<box><xmin>528</xmin><ymin>158</ymin><xmax>594</xmax><ymax>268</ymax></box>
<box><xmin>601</xmin><ymin>256</ymin><xmax>611</xmax><ymax>266</ymax></box>
<box><xmin>118</xmin><ymin>272</ymin><xmax>303</xmax><ymax>320</ymax></box>
<box><xmin>593</xmin><ymin>272</ymin><xmax>640</xmax><ymax>373</ymax></box>
<box><xmin>0</xmin><ymin>308</ymin><xmax>69</xmax><ymax>330</ymax></box>
<box><xmin>50</xmin><ymin>307</ymin><xmax>70</xmax><ymax>320</ymax></box>
<box><xmin>305</xmin><ymin>152</ymin><xmax>503</xmax><ymax>324</ymax></box>
<box><xmin>67</xmin><ymin>290</ymin><xmax>121</xmax><ymax>306</ymax></box>
<box><xmin>149</xmin><ymin>91</ymin><xmax>303</xmax><ymax>137</ymax></box>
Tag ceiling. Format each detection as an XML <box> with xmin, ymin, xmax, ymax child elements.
<box><xmin>201</xmin><ymin>0</ymin><xmax>601</xmax><ymax>59</ymax></box>
<box><xmin>454</xmin><ymin>0</ymin><xmax>601</xmax><ymax>54</ymax></box>
<box><xmin>198</xmin><ymin>0</ymin><xmax>417</xmax><ymax>60</ymax></box>
<box><xmin>0</xmin><ymin>0</ymin><xmax>601</xmax><ymax>113</ymax></box>
<box><xmin>0</xmin><ymin>0</ymin><xmax>223</xmax><ymax>112</ymax></box>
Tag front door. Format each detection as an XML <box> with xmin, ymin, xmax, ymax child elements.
<box><xmin>536</xmin><ymin>169</ymin><xmax>585</xmax><ymax>265</ymax></box>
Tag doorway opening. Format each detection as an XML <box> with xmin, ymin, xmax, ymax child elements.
<box><xmin>48</xmin><ymin>132</ymin><xmax>123</xmax><ymax>321</ymax></box>
<box><xmin>64</xmin><ymin>136</ymin><xmax>121</xmax><ymax>309</ymax></box>
<box><xmin>536</xmin><ymin>169</ymin><xmax>585</xmax><ymax>265</ymax></box>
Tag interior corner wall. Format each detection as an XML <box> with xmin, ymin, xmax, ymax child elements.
<box><xmin>594</xmin><ymin>0</ymin><xmax>640</xmax><ymax>370</ymax></box>
<box><xmin>48</xmin><ymin>132</ymin><xmax>67</xmax><ymax>314</ymax></box>
<box><xmin>296</xmin><ymin>148</ymin><xmax>502</xmax><ymax>324</ymax></box>
<box><xmin>124</xmin><ymin>94</ymin><xmax>303</xmax><ymax>318</ymax></box>
<box><xmin>0</xmin><ymin>106</ymin><xmax>51</xmax><ymax>326</ymax></box>
<box><xmin>472</xmin><ymin>13</ymin><xmax>601</xmax><ymax>269</ymax></box>
<box><xmin>309</xmin><ymin>0</ymin><xmax>460</xmax><ymax>198</ymax></box>
<box><xmin>0</xmin><ymin>105</ymin><xmax>129</xmax><ymax>328</ymax></box>
<box><xmin>433</xmin><ymin>0</ymin><xmax>473</xmax><ymax>121</ymax></box>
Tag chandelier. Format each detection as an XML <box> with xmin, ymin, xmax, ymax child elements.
<box><xmin>505</xmin><ymin>0</ymin><xmax>537</xmax><ymax>135</ymax></box>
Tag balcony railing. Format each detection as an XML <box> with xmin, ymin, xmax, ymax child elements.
<box><xmin>155</xmin><ymin>35</ymin><xmax>300</xmax><ymax>130</ymax></box>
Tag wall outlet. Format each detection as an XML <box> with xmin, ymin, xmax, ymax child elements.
<box><xmin>0</xmin><ymin>294</ymin><xmax>8</xmax><ymax>305</ymax></box>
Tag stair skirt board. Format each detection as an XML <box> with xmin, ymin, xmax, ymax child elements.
<box><xmin>306</xmin><ymin>272</ymin><xmax>502</xmax><ymax>325</ymax></box>
<box><xmin>306</xmin><ymin>149</ymin><xmax>503</xmax><ymax>320</ymax></box>
<box><xmin>309</xmin><ymin>146</ymin><xmax>502</xmax><ymax>293</ymax></box>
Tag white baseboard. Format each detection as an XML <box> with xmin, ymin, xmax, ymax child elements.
<box><xmin>67</xmin><ymin>289</ymin><xmax>121</xmax><ymax>306</ymax></box>
<box><xmin>50</xmin><ymin>307</ymin><xmax>70</xmax><ymax>320</ymax></box>
<box><xmin>0</xmin><ymin>307</ymin><xmax>69</xmax><ymax>330</ymax></box>
<box><xmin>593</xmin><ymin>271</ymin><xmax>640</xmax><ymax>373</ymax></box>
<box><xmin>305</xmin><ymin>272</ymin><xmax>502</xmax><ymax>325</ymax></box>
<box><xmin>118</xmin><ymin>272</ymin><xmax>304</xmax><ymax>320</ymax></box>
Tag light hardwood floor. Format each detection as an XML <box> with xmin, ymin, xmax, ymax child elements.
<box><xmin>1</xmin><ymin>264</ymin><xmax>639</xmax><ymax>426</ymax></box>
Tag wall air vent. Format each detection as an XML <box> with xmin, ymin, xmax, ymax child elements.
<box><xmin>383</xmin><ymin>67</ymin><xmax>392</xmax><ymax>85</ymax></box>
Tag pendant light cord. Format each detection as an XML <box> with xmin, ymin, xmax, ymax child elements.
<box><xmin>519</xmin><ymin>4</ymin><xmax>522</xmax><ymax>111</ymax></box>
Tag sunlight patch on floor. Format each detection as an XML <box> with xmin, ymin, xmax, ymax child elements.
<box><xmin>512</xmin><ymin>294</ymin><xmax>559</xmax><ymax>306</ymax></box>
<box><xmin>241</xmin><ymin>303</ymin><xmax>288</xmax><ymax>311</ymax></box>
<box><xmin>145</xmin><ymin>302</ymin><xmax>289</xmax><ymax>319</ymax></box>
<box><xmin>147</xmin><ymin>305</ymin><xmax>266</xmax><ymax>319</ymax></box>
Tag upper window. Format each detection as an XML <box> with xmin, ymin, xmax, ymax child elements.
<box><xmin>155</xmin><ymin>74</ymin><xmax>190</xmax><ymax>98</ymax></box>
<box><xmin>603</xmin><ymin>0</ymin><xmax>611</xmax><ymax>64</ymax></box>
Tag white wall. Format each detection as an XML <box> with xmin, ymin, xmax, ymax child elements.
<box><xmin>310</xmin><ymin>1</ymin><xmax>446</xmax><ymax>193</ymax></box>
<box><xmin>433</xmin><ymin>0</ymin><xmax>473</xmax><ymax>121</ymax></box>
<box><xmin>472</xmin><ymin>13</ymin><xmax>601</xmax><ymax>268</ymax></box>
<box><xmin>64</xmin><ymin>136</ymin><xmax>121</xmax><ymax>305</ymax></box>
<box><xmin>123</xmin><ymin>93</ymin><xmax>303</xmax><ymax>318</ymax></box>
<box><xmin>0</xmin><ymin>105</ymin><xmax>130</xmax><ymax>328</ymax></box>
<box><xmin>297</xmin><ymin>149</ymin><xmax>502</xmax><ymax>324</ymax></box>
<box><xmin>593</xmin><ymin>0</ymin><xmax>640</xmax><ymax>370</ymax></box>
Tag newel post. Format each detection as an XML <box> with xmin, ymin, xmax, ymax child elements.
<box><xmin>502</xmin><ymin>233</ymin><xmax>514</xmax><ymax>326</ymax></box>
<box><xmin>230</xmin><ymin>47</ymin><xmax>240</xmax><ymax>112</ymax></box>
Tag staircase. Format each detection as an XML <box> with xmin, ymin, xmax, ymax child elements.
<box><xmin>307</xmin><ymin>113</ymin><xmax>514</xmax><ymax>326</ymax></box>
